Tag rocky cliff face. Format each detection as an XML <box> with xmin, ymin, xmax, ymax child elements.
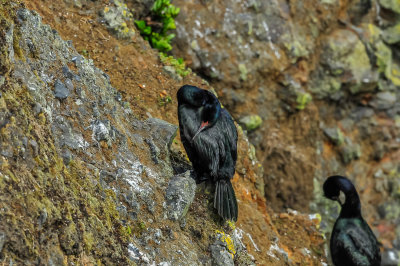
<box><xmin>0</xmin><ymin>0</ymin><xmax>327</xmax><ymax>265</ymax></box>
<box><xmin>0</xmin><ymin>0</ymin><xmax>399</xmax><ymax>264</ymax></box>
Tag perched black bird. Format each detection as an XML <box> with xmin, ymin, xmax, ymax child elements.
<box><xmin>323</xmin><ymin>175</ymin><xmax>381</xmax><ymax>266</ymax></box>
<box><xmin>177</xmin><ymin>85</ymin><xmax>238</xmax><ymax>221</ymax></box>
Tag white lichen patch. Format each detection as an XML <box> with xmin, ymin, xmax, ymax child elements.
<box><xmin>267</xmin><ymin>242</ymin><xmax>288</xmax><ymax>260</ymax></box>
<box><xmin>127</xmin><ymin>243</ymin><xmax>150</xmax><ymax>263</ymax></box>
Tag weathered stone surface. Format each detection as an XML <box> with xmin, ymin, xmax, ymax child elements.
<box><xmin>54</xmin><ymin>79</ymin><xmax>70</xmax><ymax>99</ymax></box>
<box><xmin>0</xmin><ymin>232</ymin><xmax>5</xmax><ymax>253</ymax></box>
<box><xmin>145</xmin><ymin>117</ymin><xmax>178</xmax><ymax>151</ymax></box>
<box><xmin>379</xmin><ymin>0</ymin><xmax>400</xmax><ymax>13</ymax></box>
<box><xmin>323</xmin><ymin>127</ymin><xmax>344</xmax><ymax>146</ymax></box>
<box><xmin>210</xmin><ymin>244</ymin><xmax>234</xmax><ymax>266</ymax></box>
<box><xmin>99</xmin><ymin>0</ymin><xmax>135</xmax><ymax>39</ymax></box>
<box><xmin>381</xmin><ymin>249</ymin><xmax>400</xmax><ymax>266</ymax></box>
<box><xmin>165</xmin><ymin>171</ymin><xmax>196</xmax><ymax>221</ymax></box>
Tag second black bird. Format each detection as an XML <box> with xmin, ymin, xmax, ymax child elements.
<box><xmin>323</xmin><ymin>175</ymin><xmax>381</xmax><ymax>266</ymax></box>
<box><xmin>177</xmin><ymin>85</ymin><xmax>238</xmax><ymax>221</ymax></box>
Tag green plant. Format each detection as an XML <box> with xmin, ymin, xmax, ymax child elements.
<box><xmin>296</xmin><ymin>92</ymin><xmax>312</xmax><ymax>110</ymax></box>
<box><xmin>135</xmin><ymin>0</ymin><xmax>180</xmax><ymax>52</ymax></box>
<box><xmin>158</xmin><ymin>95</ymin><xmax>172</xmax><ymax>106</ymax></box>
<box><xmin>159</xmin><ymin>52</ymin><xmax>191</xmax><ymax>77</ymax></box>
<box><xmin>80</xmin><ymin>49</ymin><xmax>89</xmax><ymax>57</ymax></box>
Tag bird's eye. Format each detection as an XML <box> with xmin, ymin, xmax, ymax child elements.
<box><xmin>339</xmin><ymin>191</ymin><xmax>346</xmax><ymax>204</ymax></box>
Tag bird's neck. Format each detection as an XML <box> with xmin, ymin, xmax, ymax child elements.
<box><xmin>203</xmin><ymin>100</ymin><xmax>221</xmax><ymax>126</ymax></box>
<box><xmin>340</xmin><ymin>191</ymin><xmax>362</xmax><ymax>218</ymax></box>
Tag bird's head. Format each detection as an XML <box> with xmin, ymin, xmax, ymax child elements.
<box><xmin>323</xmin><ymin>175</ymin><xmax>355</xmax><ymax>206</ymax></box>
<box><xmin>191</xmin><ymin>90</ymin><xmax>221</xmax><ymax>142</ymax></box>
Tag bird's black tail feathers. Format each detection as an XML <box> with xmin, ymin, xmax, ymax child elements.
<box><xmin>214</xmin><ymin>179</ymin><xmax>238</xmax><ymax>222</ymax></box>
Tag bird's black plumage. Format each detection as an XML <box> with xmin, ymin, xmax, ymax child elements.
<box><xmin>323</xmin><ymin>175</ymin><xmax>381</xmax><ymax>266</ymax></box>
<box><xmin>177</xmin><ymin>85</ymin><xmax>238</xmax><ymax>221</ymax></box>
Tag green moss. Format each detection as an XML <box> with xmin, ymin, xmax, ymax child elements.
<box><xmin>159</xmin><ymin>52</ymin><xmax>191</xmax><ymax>77</ymax></box>
<box><xmin>239</xmin><ymin>115</ymin><xmax>262</xmax><ymax>131</ymax></box>
<box><xmin>238</xmin><ymin>63</ymin><xmax>248</xmax><ymax>81</ymax></box>
<box><xmin>12</xmin><ymin>27</ymin><xmax>24</xmax><ymax>60</ymax></box>
<box><xmin>119</xmin><ymin>225</ymin><xmax>133</xmax><ymax>241</ymax></box>
<box><xmin>284</xmin><ymin>39</ymin><xmax>309</xmax><ymax>62</ymax></box>
<box><xmin>309</xmin><ymin>76</ymin><xmax>341</xmax><ymax>99</ymax></box>
<box><xmin>296</xmin><ymin>92</ymin><xmax>312</xmax><ymax>110</ymax></box>
<box><xmin>158</xmin><ymin>95</ymin><xmax>172</xmax><ymax>106</ymax></box>
<box><xmin>83</xmin><ymin>231</ymin><xmax>95</xmax><ymax>252</ymax></box>
<box><xmin>132</xmin><ymin>220</ymin><xmax>147</xmax><ymax>236</ymax></box>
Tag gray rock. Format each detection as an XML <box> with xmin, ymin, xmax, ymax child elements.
<box><xmin>65</xmin><ymin>78</ymin><xmax>74</xmax><ymax>91</ymax></box>
<box><xmin>62</xmin><ymin>65</ymin><xmax>74</xmax><ymax>80</ymax></box>
<box><xmin>0</xmin><ymin>231</ymin><xmax>5</xmax><ymax>253</ymax></box>
<box><xmin>1</xmin><ymin>144</ymin><xmax>13</xmax><ymax>158</ymax></box>
<box><xmin>379</xmin><ymin>0</ymin><xmax>400</xmax><ymax>13</ymax></box>
<box><xmin>369</xmin><ymin>92</ymin><xmax>396</xmax><ymax>110</ymax></box>
<box><xmin>62</xmin><ymin>149</ymin><xmax>72</xmax><ymax>165</ymax></box>
<box><xmin>29</xmin><ymin>139</ymin><xmax>39</xmax><ymax>157</ymax></box>
<box><xmin>48</xmin><ymin>250</ymin><xmax>64</xmax><ymax>266</ymax></box>
<box><xmin>100</xmin><ymin>169</ymin><xmax>117</xmax><ymax>185</ymax></box>
<box><xmin>378</xmin><ymin>201</ymin><xmax>400</xmax><ymax>220</ymax></box>
<box><xmin>323</xmin><ymin>127</ymin><xmax>344</xmax><ymax>145</ymax></box>
<box><xmin>154</xmin><ymin>229</ymin><xmax>162</xmax><ymax>245</ymax></box>
<box><xmin>350</xmin><ymin>107</ymin><xmax>374</xmax><ymax>120</ymax></box>
<box><xmin>115</xmin><ymin>91</ymin><xmax>122</xmax><ymax>102</ymax></box>
<box><xmin>165</xmin><ymin>171</ymin><xmax>196</xmax><ymax>221</ymax></box>
<box><xmin>339</xmin><ymin>137</ymin><xmax>361</xmax><ymax>164</ymax></box>
<box><xmin>163</xmin><ymin>65</ymin><xmax>183</xmax><ymax>81</ymax></box>
<box><xmin>321</xmin><ymin>29</ymin><xmax>373</xmax><ymax>88</ymax></box>
<box><xmin>210</xmin><ymin>243</ymin><xmax>234</xmax><ymax>266</ymax></box>
<box><xmin>145</xmin><ymin>138</ymin><xmax>160</xmax><ymax>164</ymax></box>
<box><xmin>381</xmin><ymin>249</ymin><xmax>399</xmax><ymax>266</ymax></box>
<box><xmin>92</xmin><ymin>120</ymin><xmax>110</xmax><ymax>143</ymax></box>
<box><xmin>128</xmin><ymin>243</ymin><xmax>151</xmax><ymax>264</ymax></box>
<box><xmin>145</xmin><ymin>118</ymin><xmax>178</xmax><ymax>151</ymax></box>
<box><xmin>54</xmin><ymin>79</ymin><xmax>70</xmax><ymax>99</ymax></box>
<box><xmin>38</xmin><ymin>208</ymin><xmax>47</xmax><ymax>227</ymax></box>
<box><xmin>100</xmin><ymin>1</ymin><xmax>135</xmax><ymax>39</ymax></box>
<box><xmin>33</xmin><ymin>103</ymin><xmax>42</xmax><ymax>115</ymax></box>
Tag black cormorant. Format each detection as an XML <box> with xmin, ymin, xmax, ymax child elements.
<box><xmin>177</xmin><ymin>85</ymin><xmax>238</xmax><ymax>221</ymax></box>
<box><xmin>323</xmin><ymin>175</ymin><xmax>381</xmax><ymax>266</ymax></box>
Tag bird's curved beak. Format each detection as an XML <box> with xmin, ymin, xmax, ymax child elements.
<box><xmin>332</xmin><ymin>196</ymin><xmax>343</xmax><ymax>206</ymax></box>
<box><xmin>191</xmin><ymin>121</ymin><xmax>209</xmax><ymax>142</ymax></box>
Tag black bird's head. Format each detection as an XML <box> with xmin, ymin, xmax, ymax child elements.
<box><xmin>323</xmin><ymin>175</ymin><xmax>357</xmax><ymax>206</ymax></box>
<box><xmin>177</xmin><ymin>85</ymin><xmax>222</xmax><ymax>142</ymax></box>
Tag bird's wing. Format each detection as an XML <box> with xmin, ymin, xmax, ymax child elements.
<box><xmin>178</xmin><ymin>105</ymin><xmax>197</xmax><ymax>164</ymax></box>
<box><xmin>221</xmin><ymin>109</ymin><xmax>238</xmax><ymax>163</ymax></box>
<box><xmin>337</xmin><ymin>225</ymin><xmax>378</xmax><ymax>266</ymax></box>
<box><xmin>193</xmin><ymin>133</ymin><xmax>219</xmax><ymax>177</ymax></box>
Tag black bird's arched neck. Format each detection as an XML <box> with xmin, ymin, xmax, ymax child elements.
<box><xmin>340</xmin><ymin>190</ymin><xmax>361</xmax><ymax>218</ymax></box>
<box><xmin>324</xmin><ymin>176</ymin><xmax>362</xmax><ymax>218</ymax></box>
